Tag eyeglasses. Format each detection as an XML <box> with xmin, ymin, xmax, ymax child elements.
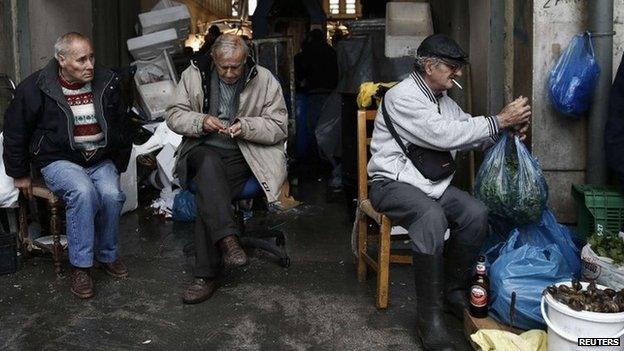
<box><xmin>439</xmin><ymin>60</ymin><xmax>463</xmax><ymax>73</ymax></box>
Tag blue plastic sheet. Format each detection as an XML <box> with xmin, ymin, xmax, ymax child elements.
<box><xmin>172</xmin><ymin>189</ymin><xmax>197</xmax><ymax>222</ymax></box>
<box><xmin>474</xmin><ymin>134</ymin><xmax>549</xmax><ymax>227</ymax></box>
<box><xmin>548</xmin><ymin>33</ymin><xmax>601</xmax><ymax>117</ymax></box>
<box><xmin>488</xmin><ymin>209</ymin><xmax>581</xmax><ymax>330</ymax></box>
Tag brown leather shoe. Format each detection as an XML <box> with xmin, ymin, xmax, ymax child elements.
<box><xmin>70</xmin><ymin>267</ymin><xmax>94</xmax><ymax>299</ymax></box>
<box><xmin>96</xmin><ymin>258</ymin><xmax>128</xmax><ymax>278</ymax></box>
<box><xmin>182</xmin><ymin>278</ymin><xmax>217</xmax><ymax>304</ymax></box>
<box><xmin>218</xmin><ymin>235</ymin><xmax>248</xmax><ymax>267</ymax></box>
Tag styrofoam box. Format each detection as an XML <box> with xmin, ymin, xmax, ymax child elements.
<box><xmin>137</xmin><ymin>80</ymin><xmax>176</xmax><ymax>120</ymax></box>
<box><xmin>385</xmin><ymin>2</ymin><xmax>433</xmax><ymax>58</ymax></box>
<box><xmin>127</xmin><ymin>28</ymin><xmax>181</xmax><ymax>61</ymax></box>
<box><xmin>139</xmin><ymin>5</ymin><xmax>190</xmax><ymax>39</ymax></box>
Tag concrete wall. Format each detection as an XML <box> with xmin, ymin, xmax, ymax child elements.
<box><xmin>518</xmin><ymin>0</ymin><xmax>624</xmax><ymax>223</ymax></box>
<box><xmin>27</xmin><ymin>0</ymin><xmax>93</xmax><ymax>72</ymax></box>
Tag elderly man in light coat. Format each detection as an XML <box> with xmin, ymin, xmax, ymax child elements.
<box><xmin>166</xmin><ymin>34</ymin><xmax>288</xmax><ymax>304</ymax></box>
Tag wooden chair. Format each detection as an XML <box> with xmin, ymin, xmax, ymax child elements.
<box><xmin>356</xmin><ymin>109</ymin><xmax>413</xmax><ymax>309</ymax></box>
<box><xmin>18</xmin><ymin>179</ymin><xmax>65</xmax><ymax>275</ymax></box>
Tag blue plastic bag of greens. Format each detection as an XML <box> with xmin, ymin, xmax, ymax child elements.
<box><xmin>548</xmin><ymin>32</ymin><xmax>600</xmax><ymax>117</ymax></box>
<box><xmin>172</xmin><ymin>189</ymin><xmax>197</xmax><ymax>222</ymax></box>
<box><xmin>474</xmin><ymin>134</ymin><xmax>548</xmax><ymax>227</ymax></box>
<box><xmin>488</xmin><ymin>209</ymin><xmax>581</xmax><ymax>330</ymax></box>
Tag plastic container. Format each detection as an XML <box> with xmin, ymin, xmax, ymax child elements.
<box><xmin>127</xmin><ymin>28</ymin><xmax>181</xmax><ymax>61</ymax></box>
<box><xmin>132</xmin><ymin>50</ymin><xmax>178</xmax><ymax>120</ymax></box>
<box><xmin>384</xmin><ymin>2</ymin><xmax>433</xmax><ymax>58</ymax></box>
<box><xmin>139</xmin><ymin>5</ymin><xmax>190</xmax><ymax>38</ymax></box>
<box><xmin>572</xmin><ymin>184</ymin><xmax>624</xmax><ymax>238</ymax></box>
<box><xmin>541</xmin><ymin>281</ymin><xmax>624</xmax><ymax>351</ymax></box>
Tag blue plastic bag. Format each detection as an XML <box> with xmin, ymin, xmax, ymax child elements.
<box><xmin>474</xmin><ymin>134</ymin><xmax>549</xmax><ymax>226</ymax></box>
<box><xmin>548</xmin><ymin>33</ymin><xmax>600</xmax><ymax>117</ymax></box>
<box><xmin>488</xmin><ymin>209</ymin><xmax>581</xmax><ymax>330</ymax></box>
<box><xmin>172</xmin><ymin>189</ymin><xmax>197</xmax><ymax>222</ymax></box>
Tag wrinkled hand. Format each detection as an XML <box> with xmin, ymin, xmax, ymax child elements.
<box><xmin>218</xmin><ymin>121</ymin><xmax>242</xmax><ymax>139</ymax></box>
<box><xmin>202</xmin><ymin>115</ymin><xmax>226</xmax><ymax>133</ymax></box>
<box><xmin>15</xmin><ymin>176</ymin><xmax>32</xmax><ymax>199</ymax></box>
<box><xmin>497</xmin><ymin>96</ymin><xmax>531</xmax><ymax>129</ymax></box>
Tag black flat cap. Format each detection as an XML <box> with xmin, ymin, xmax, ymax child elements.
<box><xmin>417</xmin><ymin>34</ymin><xmax>469</xmax><ymax>64</ymax></box>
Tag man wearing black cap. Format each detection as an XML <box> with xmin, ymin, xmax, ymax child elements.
<box><xmin>367</xmin><ymin>34</ymin><xmax>531</xmax><ymax>350</ymax></box>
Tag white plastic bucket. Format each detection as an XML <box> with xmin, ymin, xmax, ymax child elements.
<box><xmin>541</xmin><ymin>281</ymin><xmax>624</xmax><ymax>351</ymax></box>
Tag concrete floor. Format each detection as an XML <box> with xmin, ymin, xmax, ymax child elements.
<box><xmin>0</xmin><ymin>174</ymin><xmax>471</xmax><ymax>351</ymax></box>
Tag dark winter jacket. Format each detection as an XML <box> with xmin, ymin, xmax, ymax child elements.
<box><xmin>606</xmin><ymin>54</ymin><xmax>624</xmax><ymax>190</ymax></box>
<box><xmin>2</xmin><ymin>59</ymin><xmax>132</xmax><ymax>179</ymax></box>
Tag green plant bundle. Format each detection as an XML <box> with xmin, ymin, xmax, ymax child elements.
<box><xmin>475</xmin><ymin>135</ymin><xmax>548</xmax><ymax>226</ymax></box>
<box><xmin>588</xmin><ymin>231</ymin><xmax>624</xmax><ymax>265</ymax></box>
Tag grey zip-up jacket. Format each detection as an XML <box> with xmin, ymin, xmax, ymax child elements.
<box><xmin>367</xmin><ymin>72</ymin><xmax>500</xmax><ymax>199</ymax></box>
<box><xmin>165</xmin><ymin>58</ymin><xmax>288</xmax><ymax>203</ymax></box>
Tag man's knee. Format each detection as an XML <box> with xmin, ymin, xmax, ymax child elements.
<box><xmin>68</xmin><ymin>181</ymin><xmax>99</xmax><ymax>209</ymax></box>
<box><xmin>99</xmin><ymin>185</ymin><xmax>126</xmax><ymax>206</ymax></box>
<box><xmin>193</xmin><ymin>151</ymin><xmax>225</xmax><ymax>180</ymax></box>
<box><xmin>467</xmin><ymin>201</ymin><xmax>489</xmax><ymax>224</ymax></box>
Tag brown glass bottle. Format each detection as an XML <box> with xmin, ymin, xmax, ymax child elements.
<box><xmin>469</xmin><ymin>255</ymin><xmax>490</xmax><ymax>318</ymax></box>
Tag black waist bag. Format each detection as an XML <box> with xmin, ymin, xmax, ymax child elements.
<box><xmin>381</xmin><ymin>100</ymin><xmax>456</xmax><ymax>181</ymax></box>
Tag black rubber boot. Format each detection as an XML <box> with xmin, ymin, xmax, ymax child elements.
<box><xmin>443</xmin><ymin>241</ymin><xmax>482</xmax><ymax>320</ymax></box>
<box><xmin>413</xmin><ymin>252</ymin><xmax>458</xmax><ymax>351</ymax></box>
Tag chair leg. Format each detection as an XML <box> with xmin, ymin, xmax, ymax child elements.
<box><xmin>18</xmin><ymin>195</ymin><xmax>31</xmax><ymax>257</ymax></box>
<box><xmin>376</xmin><ymin>217</ymin><xmax>391</xmax><ymax>309</ymax></box>
<box><xmin>49</xmin><ymin>203</ymin><xmax>63</xmax><ymax>275</ymax></box>
<box><xmin>357</xmin><ymin>215</ymin><xmax>368</xmax><ymax>282</ymax></box>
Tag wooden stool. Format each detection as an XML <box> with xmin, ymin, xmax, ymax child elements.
<box><xmin>355</xmin><ymin>109</ymin><xmax>413</xmax><ymax>309</ymax></box>
<box><xmin>18</xmin><ymin>178</ymin><xmax>65</xmax><ymax>275</ymax></box>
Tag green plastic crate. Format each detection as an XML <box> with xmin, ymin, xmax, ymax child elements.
<box><xmin>572</xmin><ymin>184</ymin><xmax>624</xmax><ymax>238</ymax></box>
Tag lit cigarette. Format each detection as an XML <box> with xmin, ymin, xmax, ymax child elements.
<box><xmin>230</xmin><ymin>132</ymin><xmax>234</xmax><ymax>138</ymax></box>
<box><xmin>452</xmin><ymin>79</ymin><xmax>463</xmax><ymax>90</ymax></box>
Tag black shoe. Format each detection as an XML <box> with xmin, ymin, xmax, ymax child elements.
<box><xmin>413</xmin><ymin>252</ymin><xmax>458</xmax><ymax>351</ymax></box>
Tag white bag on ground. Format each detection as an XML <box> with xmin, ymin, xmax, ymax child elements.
<box><xmin>0</xmin><ymin>133</ymin><xmax>19</xmax><ymax>208</ymax></box>
<box><xmin>581</xmin><ymin>243</ymin><xmax>624</xmax><ymax>290</ymax></box>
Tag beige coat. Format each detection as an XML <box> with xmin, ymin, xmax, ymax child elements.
<box><xmin>165</xmin><ymin>61</ymin><xmax>288</xmax><ymax>203</ymax></box>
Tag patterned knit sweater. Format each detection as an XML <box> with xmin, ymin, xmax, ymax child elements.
<box><xmin>59</xmin><ymin>75</ymin><xmax>105</xmax><ymax>155</ymax></box>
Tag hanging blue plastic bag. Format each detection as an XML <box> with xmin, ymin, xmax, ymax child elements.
<box><xmin>488</xmin><ymin>209</ymin><xmax>581</xmax><ymax>330</ymax></box>
<box><xmin>474</xmin><ymin>134</ymin><xmax>549</xmax><ymax>226</ymax></box>
<box><xmin>172</xmin><ymin>189</ymin><xmax>197</xmax><ymax>222</ymax></box>
<box><xmin>548</xmin><ymin>32</ymin><xmax>601</xmax><ymax>117</ymax></box>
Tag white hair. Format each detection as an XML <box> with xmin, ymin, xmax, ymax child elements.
<box><xmin>210</xmin><ymin>34</ymin><xmax>249</xmax><ymax>59</ymax></box>
<box><xmin>413</xmin><ymin>55</ymin><xmax>442</xmax><ymax>74</ymax></box>
<box><xmin>54</xmin><ymin>32</ymin><xmax>91</xmax><ymax>60</ymax></box>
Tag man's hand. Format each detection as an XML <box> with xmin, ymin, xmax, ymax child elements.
<box><xmin>202</xmin><ymin>115</ymin><xmax>226</xmax><ymax>133</ymax></box>
<box><xmin>515</xmin><ymin>122</ymin><xmax>530</xmax><ymax>141</ymax></box>
<box><xmin>14</xmin><ymin>177</ymin><xmax>32</xmax><ymax>199</ymax></box>
<box><xmin>218</xmin><ymin>121</ymin><xmax>242</xmax><ymax>139</ymax></box>
<box><xmin>228</xmin><ymin>122</ymin><xmax>242</xmax><ymax>138</ymax></box>
<box><xmin>497</xmin><ymin>96</ymin><xmax>531</xmax><ymax>129</ymax></box>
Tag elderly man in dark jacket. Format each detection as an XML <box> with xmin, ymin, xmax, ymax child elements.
<box><xmin>3</xmin><ymin>32</ymin><xmax>132</xmax><ymax>299</ymax></box>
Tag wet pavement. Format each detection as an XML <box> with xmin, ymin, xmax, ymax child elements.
<box><xmin>0</xmin><ymin>174</ymin><xmax>471</xmax><ymax>350</ymax></box>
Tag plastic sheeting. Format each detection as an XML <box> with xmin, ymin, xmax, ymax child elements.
<box><xmin>0</xmin><ymin>133</ymin><xmax>19</xmax><ymax>208</ymax></box>
<box><xmin>313</xmin><ymin>26</ymin><xmax>413</xmax><ymax>164</ymax></box>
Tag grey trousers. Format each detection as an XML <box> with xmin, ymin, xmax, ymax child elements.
<box><xmin>369</xmin><ymin>178</ymin><xmax>489</xmax><ymax>255</ymax></box>
<box><xmin>187</xmin><ymin>145</ymin><xmax>252</xmax><ymax>278</ymax></box>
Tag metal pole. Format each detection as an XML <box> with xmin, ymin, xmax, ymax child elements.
<box><xmin>587</xmin><ymin>0</ymin><xmax>614</xmax><ymax>184</ymax></box>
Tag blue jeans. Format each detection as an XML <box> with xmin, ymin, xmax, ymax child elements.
<box><xmin>41</xmin><ymin>160</ymin><xmax>126</xmax><ymax>268</ymax></box>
